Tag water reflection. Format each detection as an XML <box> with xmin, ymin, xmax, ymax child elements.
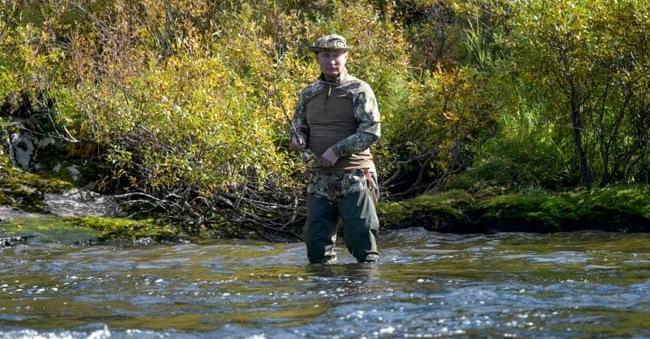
<box><xmin>303</xmin><ymin>263</ymin><xmax>381</xmax><ymax>306</ymax></box>
<box><xmin>306</xmin><ymin>262</ymin><xmax>379</xmax><ymax>282</ymax></box>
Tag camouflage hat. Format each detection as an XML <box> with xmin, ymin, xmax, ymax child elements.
<box><xmin>310</xmin><ymin>34</ymin><xmax>351</xmax><ymax>53</ymax></box>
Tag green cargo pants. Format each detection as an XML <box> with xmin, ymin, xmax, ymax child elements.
<box><xmin>303</xmin><ymin>173</ymin><xmax>379</xmax><ymax>264</ymax></box>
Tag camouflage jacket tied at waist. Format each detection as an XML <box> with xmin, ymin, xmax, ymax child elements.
<box><xmin>307</xmin><ymin>169</ymin><xmax>379</xmax><ymax>203</ymax></box>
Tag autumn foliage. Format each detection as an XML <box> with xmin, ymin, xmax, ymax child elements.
<box><xmin>1</xmin><ymin>0</ymin><xmax>648</xmax><ymax>236</ymax></box>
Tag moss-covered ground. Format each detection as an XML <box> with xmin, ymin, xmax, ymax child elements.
<box><xmin>1</xmin><ymin>215</ymin><xmax>181</xmax><ymax>244</ymax></box>
<box><xmin>379</xmin><ymin>186</ymin><xmax>650</xmax><ymax>233</ymax></box>
<box><xmin>69</xmin><ymin>216</ymin><xmax>180</xmax><ymax>241</ymax></box>
<box><xmin>0</xmin><ymin>146</ymin><xmax>75</xmax><ymax>212</ymax></box>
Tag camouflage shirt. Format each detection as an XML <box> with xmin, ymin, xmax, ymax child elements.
<box><xmin>292</xmin><ymin>70</ymin><xmax>381</xmax><ymax>159</ymax></box>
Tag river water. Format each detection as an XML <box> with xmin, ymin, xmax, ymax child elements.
<box><xmin>2</xmin><ymin>225</ymin><xmax>650</xmax><ymax>338</ymax></box>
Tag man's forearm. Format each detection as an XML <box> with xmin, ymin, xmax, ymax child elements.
<box><xmin>332</xmin><ymin>132</ymin><xmax>378</xmax><ymax>157</ymax></box>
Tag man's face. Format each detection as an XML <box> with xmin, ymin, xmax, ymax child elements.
<box><xmin>317</xmin><ymin>50</ymin><xmax>348</xmax><ymax>80</ymax></box>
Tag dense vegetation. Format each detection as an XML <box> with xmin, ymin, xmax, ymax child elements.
<box><xmin>1</xmin><ymin>0</ymin><xmax>648</xmax><ymax>238</ymax></box>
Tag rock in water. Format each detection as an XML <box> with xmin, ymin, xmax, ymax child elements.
<box><xmin>0</xmin><ymin>235</ymin><xmax>35</xmax><ymax>248</ymax></box>
<box><xmin>44</xmin><ymin>189</ymin><xmax>121</xmax><ymax>218</ymax></box>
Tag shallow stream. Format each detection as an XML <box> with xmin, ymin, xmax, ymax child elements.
<box><xmin>2</xmin><ymin>224</ymin><xmax>650</xmax><ymax>338</ymax></box>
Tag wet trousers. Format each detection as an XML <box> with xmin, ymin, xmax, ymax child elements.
<box><xmin>303</xmin><ymin>188</ymin><xmax>379</xmax><ymax>263</ymax></box>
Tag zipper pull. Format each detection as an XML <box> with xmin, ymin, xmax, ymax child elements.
<box><xmin>324</xmin><ymin>85</ymin><xmax>332</xmax><ymax>105</ymax></box>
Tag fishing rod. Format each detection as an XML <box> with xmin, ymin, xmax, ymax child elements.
<box><xmin>274</xmin><ymin>90</ymin><xmax>317</xmax><ymax>163</ymax></box>
<box><xmin>286</xmin><ymin>117</ymin><xmax>317</xmax><ymax>163</ymax></box>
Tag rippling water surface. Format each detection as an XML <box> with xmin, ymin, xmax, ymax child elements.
<box><xmin>2</xmin><ymin>226</ymin><xmax>650</xmax><ymax>338</ymax></box>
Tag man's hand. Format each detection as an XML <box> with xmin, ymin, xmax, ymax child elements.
<box><xmin>289</xmin><ymin>135</ymin><xmax>306</xmax><ymax>151</ymax></box>
<box><xmin>319</xmin><ymin>147</ymin><xmax>339</xmax><ymax>167</ymax></box>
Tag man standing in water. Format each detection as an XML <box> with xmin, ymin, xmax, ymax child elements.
<box><xmin>290</xmin><ymin>34</ymin><xmax>381</xmax><ymax>264</ymax></box>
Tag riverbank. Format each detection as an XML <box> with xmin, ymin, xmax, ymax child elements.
<box><xmin>3</xmin><ymin>157</ymin><xmax>650</xmax><ymax>244</ymax></box>
<box><xmin>1</xmin><ymin>157</ymin><xmax>183</xmax><ymax>244</ymax></box>
<box><xmin>379</xmin><ymin>187</ymin><xmax>650</xmax><ymax>233</ymax></box>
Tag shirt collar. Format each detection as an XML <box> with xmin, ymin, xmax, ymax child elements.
<box><xmin>318</xmin><ymin>69</ymin><xmax>351</xmax><ymax>86</ymax></box>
